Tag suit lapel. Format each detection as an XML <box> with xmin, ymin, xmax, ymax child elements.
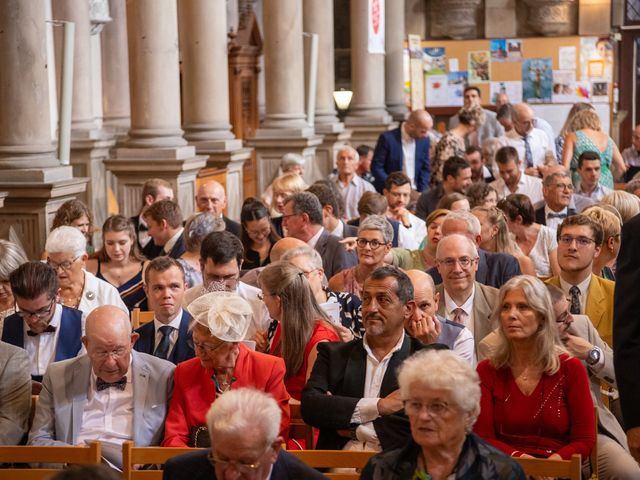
<box><xmin>132</xmin><ymin>351</ymin><xmax>151</xmax><ymax>444</ymax></box>
<box><xmin>435</xmin><ymin>284</ymin><xmax>446</xmax><ymax>317</ymax></box>
<box><xmin>379</xmin><ymin>335</ymin><xmax>411</xmax><ymax>396</ymax></box>
<box><xmin>342</xmin><ymin>342</ymin><xmax>367</xmax><ymax>397</ymax></box>
<box><xmin>70</xmin><ymin>357</ymin><xmax>91</xmax><ymax>444</ymax></box>
<box><xmin>586</xmin><ymin>275</ymin><xmax>606</xmax><ymax>331</ymax></box>
<box><xmin>315</xmin><ymin>230</ymin><xmax>329</xmax><ymax>256</ymax></box>
<box><xmin>170</xmin><ymin>311</ymin><xmax>193</xmax><ymax>363</ymax></box>
<box><xmin>472</xmin><ymin>283</ymin><xmax>494</xmax><ymax>342</ymax></box>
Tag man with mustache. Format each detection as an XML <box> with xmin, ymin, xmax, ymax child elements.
<box><xmin>301</xmin><ymin>266</ymin><xmax>446</xmax><ymax>453</ymax></box>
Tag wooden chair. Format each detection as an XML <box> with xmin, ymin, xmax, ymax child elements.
<box><xmin>289</xmin><ymin>450</ymin><xmax>375</xmax><ymax>480</ymax></box>
<box><xmin>28</xmin><ymin>395</ymin><xmax>38</xmax><ymax>430</ymax></box>
<box><xmin>288</xmin><ymin>402</ymin><xmax>314</xmax><ymax>449</ymax></box>
<box><xmin>122</xmin><ymin>441</ymin><xmax>201</xmax><ymax>480</ymax></box>
<box><xmin>515</xmin><ymin>454</ymin><xmax>582</xmax><ymax>480</ymax></box>
<box><xmin>131</xmin><ymin>308</ymin><xmax>155</xmax><ymax>329</ymax></box>
<box><xmin>0</xmin><ymin>442</ymin><xmax>101</xmax><ymax>480</ymax></box>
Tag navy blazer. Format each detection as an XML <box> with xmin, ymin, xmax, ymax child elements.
<box><xmin>371</xmin><ymin>126</ymin><xmax>430</xmax><ymax>193</ymax></box>
<box><xmin>163</xmin><ymin>449</ymin><xmax>328</xmax><ymax>480</ymax></box>
<box><xmin>427</xmin><ymin>249</ymin><xmax>521</xmax><ymax>289</ymax></box>
<box><xmin>166</xmin><ymin>234</ymin><xmax>187</xmax><ymax>260</ymax></box>
<box><xmin>223</xmin><ymin>216</ymin><xmax>241</xmax><ymax>238</ymax></box>
<box><xmin>1</xmin><ymin>306</ymin><xmax>83</xmax><ymax>380</ymax></box>
<box><xmin>133</xmin><ymin>310</ymin><xmax>195</xmax><ymax>365</ymax></box>
<box><xmin>534</xmin><ymin>205</ymin><xmax>577</xmax><ymax>226</ymax></box>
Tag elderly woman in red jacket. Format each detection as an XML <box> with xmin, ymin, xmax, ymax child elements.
<box><xmin>162</xmin><ymin>292</ymin><xmax>290</xmax><ymax>447</ymax></box>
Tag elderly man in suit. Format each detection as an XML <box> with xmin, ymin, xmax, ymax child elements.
<box><xmin>0</xmin><ymin>340</ymin><xmax>31</xmax><ymax>445</ymax></box>
<box><xmin>195</xmin><ymin>181</ymin><xmax>241</xmax><ymax>237</ymax></box>
<box><xmin>301</xmin><ymin>266</ymin><xmax>446</xmax><ymax>453</ymax></box>
<box><xmin>534</xmin><ymin>171</ymin><xmax>577</xmax><ymax>230</ymax></box>
<box><xmin>163</xmin><ymin>388</ymin><xmax>324</xmax><ymax>480</ymax></box>
<box><xmin>142</xmin><ymin>200</ymin><xmax>186</xmax><ymax>260</ymax></box>
<box><xmin>282</xmin><ymin>192</ymin><xmax>357</xmax><ymax>279</ymax></box>
<box><xmin>546</xmin><ymin>215</ymin><xmax>614</xmax><ymax>345</ymax></box>
<box><xmin>448</xmin><ymin>87</ymin><xmax>504</xmax><ymax>148</ymax></box>
<box><xmin>134</xmin><ymin>257</ymin><xmax>195</xmax><ymax>364</ymax></box>
<box><xmin>28</xmin><ymin>305</ymin><xmax>174</xmax><ymax>468</ymax></box>
<box><xmin>371</xmin><ymin>109</ymin><xmax>432</xmax><ymax>193</ymax></box>
<box><xmin>480</xmin><ymin>284</ymin><xmax>640</xmax><ymax>478</ymax></box>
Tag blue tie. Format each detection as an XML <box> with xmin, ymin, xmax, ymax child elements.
<box><xmin>523</xmin><ymin>135</ymin><xmax>533</xmax><ymax>168</ymax></box>
<box><xmin>154</xmin><ymin>325</ymin><xmax>174</xmax><ymax>359</ymax></box>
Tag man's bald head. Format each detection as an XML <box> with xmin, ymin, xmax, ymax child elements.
<box><xmin>196</xmin><ymin>181</ymin><xmax>227</xmax><ymax>215</ymax></box>
<box><xmin>512</xmin><ymin>103</ymin><xmax>535</xmax><ymax>136</ymax></box>
<box><xmin>270</xmin><ymin>237</ymin><xmax>308</xmax><ymax>262</ymax></box>
<box><xmin>85</xmin><ymin>305</ymin><xmax>131</xmax><ymax>338</ymax></box>
<box><xmin>405</xmin><ymin>109</ymin><xmax>432</xmax><ymax>140</ymax></box>
<box><xmin>406</xmin><ymin>269</ymin><xmax>439</xmax><ymax>317</ymax></box>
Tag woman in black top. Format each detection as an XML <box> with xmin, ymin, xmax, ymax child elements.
<box><xmin>240</xmin><ymin>198</ymin><xmax>281</xmax><ymax>270</ymax></box>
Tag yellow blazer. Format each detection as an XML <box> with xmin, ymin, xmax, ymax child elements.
<box><xmin>546</xmin><ymin>274</ymin><xmax>615</xmax><ymax>346</ymax></box>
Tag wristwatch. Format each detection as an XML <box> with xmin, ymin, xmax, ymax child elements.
<box><xmin>586</xmin><ymin>346</ymin><xmax>601</xmax><ymax>366</ymax></box>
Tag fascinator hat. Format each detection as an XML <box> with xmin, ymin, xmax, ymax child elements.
<box><xmin>187</xmin><ymin>292</ymin><xmax>253</xmax><ymax>342</ymax></box>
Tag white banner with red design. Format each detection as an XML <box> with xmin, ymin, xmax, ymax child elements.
<box><xmin>368</xmin><ymin>0</ymin><xmax>385</xmax><ymax>54</ymax></box>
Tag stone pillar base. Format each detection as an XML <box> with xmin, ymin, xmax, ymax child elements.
<box><xmin>105</xmin><ymin>146</ymin><xmax>207</xmax><ymax>217</ymax></box>
<box><xmin>203</xmin><ymin>147</ymin><xmax>253</xmax><ymax>221</ymax></box>
<box><xmin>246</xmin><ymin>134</ymin><xmax>323</xmax><ymax>193</ymax></box>
<box><xmin>0</xmin><ymin>175</ymin><xmax>88</xmax><ymax>259</ymax></box>
<box><xmin>311</xmin><ymin>126</ymin><xmax>352</xmax><ymax>183</ymax></box>
<box><xmin>344</xmin><ymin>123</ymin><xmax>397</xmax><ymax>149</ymax></box>
<box><xmin>387</xmin><ymin>104</ymin><xmax>409</xmax><ymax>122</ymax></box>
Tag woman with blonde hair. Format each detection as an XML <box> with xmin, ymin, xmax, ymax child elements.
<box><xmin>471</xmin><ymin>206</ymin><xmax>536</xmax><ymax>276</ymax></box>
<box><xmin>270</xmin><ymin>172</ymin><xmax>308</xmax><ymax>237</ymax></box>
<box><xmin>601</xmin><ymin>190</ymin><xmax>640</xmax><ymax>223</ymax></box>
<box><xmin>582</xmin><ymin>205</ymin><xmax>622</xmax><ymax>280</ymax></box>
<box><xmin>561</xmin><ymin>109</ymin><xmax>626</xmax><ymax>188</ymax></box>
<box><xmin>555</xmin><ymin>102</ymin><xmax>594</xmax><ymax>159</ymax></box>
<box><xmin>475</xmin><ymin>275</ymin><xmax>595</xmax><ymax>462</ymax></box>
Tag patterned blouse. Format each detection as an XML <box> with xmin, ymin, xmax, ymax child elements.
<box><xmin>431</xmin><ymin>132</ymin><xmax>466</xmax><ymax>186</ymax></box>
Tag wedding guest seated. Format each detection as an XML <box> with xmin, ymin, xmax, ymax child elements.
<box><xmin>384</xmin><ymin>172</ymin><xmax>426</xmax><ymax>249</ymax></box>
<box><xmin>307</xmin><ymin>182</ymin><xmax>358</xmax><ymax>239</ymax></box>
<box><xmin>3</xmin><ymin>262</ymin><xmax>83</xmax><ymax>381</ymax></box>
<box><xmin>45</xmin><ymin>226</ymin><xmax>127</xmax><ymax>315</ymax></box>
<box><xmin>195</xmin><ymin>181</ymin><xmax>241</xmax><ymax>237</ymax></box>
<box><xmin>436</xmin><ymin>192</ymin><xmax>470</xmax><ymax>212</ymax></box>
<box><xmin>178</xmin><ymin>212</ymin><xmax>224</xmax><ymax>288</ymax></box>
<box><xmin>534</xmin><ymin>171</ymin><xmax>577</xmax><ymax>230</ymax></box>
<box><xmin>261</xmin><ymin>153</ymin><xmax>306</xmax><ymax>212</ymax></box>
<box><xmin>490</xmin><ymin>146</ymin><xmax>543</xmax><ymax>204</ymax></box>
<box><xmin>51</xmin><ymin>199</ymin><xmax>93</xmax><ymax>253</ymax></box>
<box><xmin>347</xmin><ymin>191</ymin><xmax>404</xmax><ymax>248</ymax></box>
<box><xmin>466</xmin><ymin>182</ymin><xmax>498</xmax><ymax>209</ymax></box>
<box><xmin>239</xmin><ymin>237</ymin><xmax>308</xmax><ymax>289</ymax></box>
<box><xmin>162</xmin><ymin>292</ymin><xmax>290</xmax><ymax>447</ymax></box>
<box><xmin>240</xmin><ymin>198</ymin><xmax>281</xmax><ymax>271</ymax></box>
<box><xmin>0</xmin><ymin>340</ymin><xmax>31</xmax><ymax>445</ymax></box>
<box><xmin>0</xmin><ymin>240</ymin><xmax>28</xmax><ymax>336</ymax></box>
<box><xmin>466</xmin><ymin>145</ymin><xmax>496</xmax><ymax>183</ymax></box>
<box><xmin>416</xmin><ymin>156</ymin><xmax>473</xmax><ymax>220</ymax></box>
<box><xmin>389</xmin><ymin>209</ymin><xmax>448</xmax><ymax>272</ymax></box>
<box><xmin>601</xmin><ymin>190</ymin><xmax>640</xmax><ymax>223</ymax></box>
<box><xmin>129</xmin><ymin>178</ymin><xmax>174</xmax><ymax>253</ymax></box>
<box><xmin>269</xmin><ymin>172</ymin><xmax>308</xmax><ymax>237</ymax></box>
<box><xmin>361</xmin><ymin>349</ymin><xmax>524</xmax><ymax>479</ymax></box>
<box><xmin>329</xmin><ymin>145</ymin><xmax>375</xmax><ymax>221</ymax></box>
<box><xmin>573</xmin><ymin>151</ymin><xmax>612</xmax><ymax>208</ymax></box>
<box><xmin>142</xmin><ymin>200</ymin><xmax>185</xmax><ymax>260</ymax></box>
<box><xmin>582</xmin><ymin>205</ymin><xmax>622</xmax><ymax>280</ymax></box>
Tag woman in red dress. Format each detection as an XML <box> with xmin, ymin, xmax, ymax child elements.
<box><xmin>474</xmin><ymin>275</ymin><xmax>595</xmax><ymax>463</ymax></box>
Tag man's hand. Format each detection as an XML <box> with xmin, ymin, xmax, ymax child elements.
<box><xmin>627</xmin><ymin>427</ymin><xmax>640</xmax><ymax>462</ymax></box>
<box><xmin>389</xmin><ymin>207</ymin><xmax>411</xmax><ymax>228</ymax></box>
<box><xmin>377</xmin><ymin>390</ymin><xmax>404</xmax><ymax>416</ymax></box>
<box><xmin>251</xmin><ymin>330</ymin><xmax>269</xmax><ymax>353</ymax></box>
<box><xmin>524</xmin><ymin>166</ymin><xmax>541</xmax><ymax>177</ymax></box>
<box><xmin>405</xmin><ymin>309</ymin><xmax>441</xmax><ymax>344</ymax></box>
<box><xmin>340</xmin><ymin>237</ymin><xmax>357</xmax><ymax>252</ymax></box>
<box><xmin>562</xmin><ymin>334</ymin><xmax>593</xmax><ymax>361</ymax></box>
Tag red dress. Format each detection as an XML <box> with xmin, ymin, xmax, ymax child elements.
<box><xmin>269</xmin><ymin>320</ymin><xmax>339</xmax><ymax>401</ymax></box>
<box><xmin>162</xmin><ymin>343</ymin><xmax>291</xmax><ymax>447</ymax></box>
<box><xmin>474</xmin><ymin>354</ymin><xmax>595</xmax><ymax>460</ymax></box>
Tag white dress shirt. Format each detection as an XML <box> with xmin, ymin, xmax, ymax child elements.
<box><xmin>450</xmin><ymin>325</ymin><xmax>476</xmax><ymax>367</ymax></box>
<box><xmin>544</xmin><ymin>205</ymin><xmax>570</xmax><ymax>231</ymax></box>
<box><xmin>502</xmin><ymin>128</ymin><xmax>553</xmax><ymax>168</ymax></box>
<box><xmin>24</xmin><ymin>303</ymin><xmax>63</xmax><ymax>377</ymax></box>
<box><xmin>443</xmin><ymin>285</ymin><xmax>476</xmax><ymax>337</ymax></box>
<box><xmin>307</xmin><ymin>227</ymin><xmax>325</xmax><ymax>250</ymax></box>
<box><xmin>401</xmin><ymin>126</ymin><xmax>417</xmax><ymax>189</ymax></box>
<box><xmin>490</xmin><ymin>173</ymin><xmax>544</xmax><ymax>205</ymax></box>
<box><xmin>137</xmin><ymin>215</ymin><xmax>151</xmax><ymax>248</ymax></box>
<box><xmin>152</xmin><ymin>309</ymin><xmax>183</xmax><ymax>355</ymax></box>
<box><xmin>330</xmin><ymin>221</ymin><xmax>345</xmax><ymax>239</ymax></box>
<box><xmin>343</xmin><ymin>332</ymin><xmax>406</xmax><ymax>452</ymax></box>
<box><xmin>559</xmin><ymin>275</ymin><xmax>592</xmax><ymax>314</ymax></box>
<box><xmin>330</xmin><ymin>174</ymin><xmax>375</xmax><ymax>221</ymax></box>
<box><xmin>575</xmin><ymin>183</ymin><xmax>612</xmax><ymax>203</ymax></box>
<box><xmin>162</xmin><ymin>228</ymin><xmax>184</xmax><ymax>255</ymax></box>
<box><xmin>401</xmin><ymin>213</ymin><xmax>426</xmax><ymax>250</ymax></box>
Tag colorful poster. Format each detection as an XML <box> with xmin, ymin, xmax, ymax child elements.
<box><xmin>490</xmin><ymin>81</ymin><xmax>523</xmax><ymax>105</ymax></box>
<box><xmin>367</xmin><ymin>0</ymin><xmax>385</xmax><ymax>54</ymax></box>
<box><xmin>581</xmin><ymin>37</ymin><xmax>613</xmax><ymax>81</ymax></box>
<box><xmin>559</xmin><ymin>46</ymin><xmax>577</xmax><ymax>71</ymax></box>
<box><xmin>448</xmin><ymin>71</ymin><xmax>468</xmax><ymax>106</ymax></box>
<box><xmin>522</xmin><ymin>58</ymin><xmax>553</xmax><ymax>103</ymax></box>
<box><xmin>423</xmin><ymin>47</ymin><xmax>446</xmax><ymax>76</ymax></box>
<box><xmin>408</xmin><ymin>35</ymin><xmax>425</xmax><ymax>110</ymax></box>
<box><xmin>468</xmin><ymin>51</ymin><xmax>491</xmax><ymax>83</ymax></box>
<box><xmin>426</xmin><ymin>75</ymin><xmax>449</xmax><ymax>107</ymax></box>
<box><xmin>552</xmin><ymin>70</ymin><xmax>577</xmax><ymax>103</ymax></box>
<box><xmin>490</xmin><ymin>39</ymin><xmax>507</xmax><ymax>62</ymax></box>
<box><xmin>575</xmin><ymin>81</ymin><xmax>592</xmax><ymax>101</ymax></box>
<box><xmin>506</xmin><ymin>39</ymin><xmax>523</xmax><ymax>61</ymax></box>
<box><xmin>592</xmin><ymin>82</ymin><xmax>609</xmax><ymax>103</ymax></box>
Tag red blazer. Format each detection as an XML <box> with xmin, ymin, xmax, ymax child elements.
<box><xmin>162</xmin><ymin>343</ymin><xmax>291</xmax><ymax>447</ymax></box>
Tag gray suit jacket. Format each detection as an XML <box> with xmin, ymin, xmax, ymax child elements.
<box><xmin>314</xmin><ymin>229</ymin><xmax>357</xmax><ymax>279</ymax></box>
<box><xmin>478</xmin><ymin>314</ymin><xmax>627</xmax><ymax>450</ymax></box>
<box><xmin>28</xmin><ymin>350</ymin><xmax>175</xmax><ymax>447</ymax></box>
<box><xmin>448</xmin><ymin>108</ymin><xmax>504</xmax><ymax>147</ymax></box>
<box><xmin>0</xmin><ymin>341</ymin><xmax>31</xmax><ymax>445</ymax></box>
<box><xmin>435</xmin><ymin>282</ymin><xmax>498</xmax><ymax>352</ymax></box>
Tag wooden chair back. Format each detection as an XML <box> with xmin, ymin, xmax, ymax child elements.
<box><xmin>288</xmin><ymin>402</ymin><xmax>314</xmax><ymax>449</ymax></box>
<box><xmin>122</xmin><ymin>441</ymin><xmax>201</xmax><ymax>480</ymax></box>
<box><xmin>289</xmin><ymin>450</ymin><xmax>375</xmax><ymax>480</ymax></box>
<box><xmin>28</xmin><ymin>395</ymin><xmax>38</xmax><ymax>430</ymax></box>
<box><xmin>515</xmin><ymin>454</ymin><xmax>582</xmax><ymax>480</ymax></box>
<box><xmin>0</xmin><ymin>442</ymin><xmax>101</xmax><ymax>480</ymax></box>
<box><xmin>131</xmin><ymin>309</ymin><xmax>155</xmax><ymax>329</ymax></box>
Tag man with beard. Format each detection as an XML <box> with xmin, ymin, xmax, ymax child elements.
<box><xmin>301</xmin><ymin>266</ymin><xmax>446</xmax><ymax>452</ymax></box>
<box><xmin>414</xmin><ymin>157</ymin><xmax>473</xmax><ymax>220</ymax></box>
<box><xmin>490</xmin><ymin>146</ymin><xmax>543</xmax><ymax>204</ymax></box>
<box><xmin>383</xmin><ymin>172</ymin><xmax>426</xmax><ymax>249</ymax></box>
<box><xmin>534</xmin><ymin>171</ymin><xmax>577</xmax><ymax>230</ymax></box>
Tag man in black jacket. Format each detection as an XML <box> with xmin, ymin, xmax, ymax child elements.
<box><xmin>195</xmin><ymin>181</ymin><xmax>241</xmax><ymax>237</ymax></box>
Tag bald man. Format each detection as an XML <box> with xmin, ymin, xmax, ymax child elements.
<box><xmin>405</xmin><ymin>270</ymin><xmax>475</xmax><ymax>365</ymax></box>
<box><xmin>371</xmin><ymin>109</ymin><xmax>432</xmax><ymax>193</ymax></box>
<box><xmin>29</xmin><ymin>306</ymin><xmax>174</xmax><ymax>467</ymax></box>
<box><xmin>195</xmin><ymin>181</ymin><xmax>241</xmax><ymax>237</ymax></box>
<box><xmin>240</xmin><ymin>237</ymin><xmax>308</xmax><ymax>288</ymax></box>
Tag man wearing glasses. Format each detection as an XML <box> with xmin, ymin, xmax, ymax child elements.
<box><xmin>546</xmin><ymin>215</ymin><xmax>614</xmax><ymax>346</ymax></box>
<box><xmin>28</xmin><ymin>305</ymin><xmax>174</xmax><ymax>468</ymax></box>
<box><xmin>534</xmin><ymin>171</ymin><xmax>577</xmax><ymax>230</ymax></box>
<box><xmin>2</xmin><ymin>262</ymin><xmax>84</xmax><ymax>382</ymax></box>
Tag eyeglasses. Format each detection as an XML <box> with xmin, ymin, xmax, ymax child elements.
<box><xmin>47</xmin><ymin>256</ymin><xmax>81</xmax><ymax>272</ymax></box>
<box><xmin>556</xmin><ymin>310</ymin><xmax>572</xmax><ymax>331</ymax></box>
<box><xmin>280</xmin><ymin>213</ymin><xmax>300</xmax><ymax>221</ymax></box>
<box><xmin>208</xmin><ymin>444</ymin><xmax>271</xmax><ymax>474</ymax></box>
<box><xmin>356</xmin><ymin>238</ymin><xmax>388</xmax><ymax>250</ymax></box>
<box><xmin>516</xmin><ymin>118</ymin><xmax>537</xmax><ymax>128</ymax></box>
<box><xmin>403</xmin><ymin>400</ymin><xmax>451</xmax><ymax>417</ymax></box>
<box><xmin>558</xmin><ymin>235</ymin><xmax>596</xmax><ymax>248</ymax></box>
<box><xmin>16</xmin><ymin>298</ymin><xmax>56</xmax><ymax>320</ymax></box>
<box><xmin>437</xmin><ymin>256</ymin><xmax>476</xmax><ymax>269</ymax></box>
<box><xmin>553</xmin><ymin>183</ymin><xmax>574</xmax><ymax>191</ymax></box>
<box><xmin>246</xmin><ymin>227</ymin><xmax>271</xmax><ymax>238</ymax></box>
<box><xmin>92</xmin><ymin>347</ymin><xmax>128</xmax><ymax>360</ymax></box>
<box><xmin>187</xmin><ymin>338</ymin><xmax>228</xmax><ymax>353</ymax></box>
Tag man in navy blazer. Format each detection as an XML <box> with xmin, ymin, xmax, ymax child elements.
<box><xmin>163</xmin><ymin>388</ymin><xmax>326</xmax><ymax>480</ymax></box>
<box><xmin>134</xmin><ymin>257</ymin><xmax>194</xmax><ymax>364</ymax></box>
<box><xmin>2</xmin><ymin>262</ymin><xmax>83</xmax><ymax>382</ymax></box>
<box><xmin>372</xmin><ymin>109</ymin><xmax>432</xmax><ymax>193</ymax></box>
<box><xmin>143</xmin><ymin>200</ymin><xmax>186</xmax><ymax>260</ymax></box>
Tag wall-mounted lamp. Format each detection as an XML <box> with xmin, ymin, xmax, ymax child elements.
<box><xmin>333</xmin><ymin>89</ymin><xmax>353</xmax><ymax>112</ymax></box>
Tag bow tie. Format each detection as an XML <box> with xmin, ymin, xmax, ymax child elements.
<box><xmin>27</xmin><ymin>325</ymin><xmax>56</xmax><ymax>336</ymax></box>
<box><xmin>138</xmin><ymin>224</ymin><xmax>148</xmax><ymax>232</ymax></box>
<box><xmin>96</xmin><ymin>377</ymin><xmax>127</xmax><ymax>392</ymax></box>
<box><xmin>547</xmin><ymin>212</ymin><xmax>567</xmax><ymax>219</ymax></box>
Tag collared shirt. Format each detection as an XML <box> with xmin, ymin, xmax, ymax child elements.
<box><xmin>622</xmin><ymin>147</ymin><xmax>640</xmax><ymax>167</ymax></box>
<box><xmin>24</xmin><ymin>303</ymin><xmax>63</xmax><ymax>377</ymax></box>
<box><xmin>153</xmin><ymin>309</ymin><xmax>183</xmax><ymax>355</ymax></box>
<box><xmin>138</xmin><ymin>215</ymin><xmax>151</xmax><ymax>248</ymax></box>
<box><xmin>401</xmin><ymin>125</ymin><xmax>417</xmax><ymax>189</ymax></box>
<box><xmin>559</xmin><ymin>275</ymin><xmax>593</xmax><ymax>314</ymax></box>
<box><xmin>395</xmin><ymin>223</ymin><xmax>420</xmax><ymax>250</ymax></box>
<box><xmin>502</xmin><ymin>128</ymin><xmax>553</xmax><ymax>168</ymax></box>
<box><xmin>330</xmin><ymin>173</ymin><xmax>375</xmax><ymax>220</ymax></box>
<box><xmin>490</xmin><ymin>173</ymin><xmax>544</xmax><ymax>205</ymax></box>
<box><xmin>307</xmin><ymin>227</ymin><xmax>325</xmax><ymax>250</ymax></box>
<box><xmin>344</xmin><ymin>332</ymin><xmax>406</xmax><ymax>452</ymax></box>
<box><xmin>330</xmin><ymin>221</ymin><xmax>345</xmax><ymax>239</ymax></box>
<box><xmin>574</xmin><ymin>183</ymin><xmax>612</xmax><ymax>202</ymax></box>
<box><xmin>544</xmin><ymin>205</ymin><xmax>569</xmax><ymax>231</ymax></box>
<box><xmin>163</xmin><ymin>227</ymin><xmax>184</xmax><ymax>255</ymax></box>
<box><xmin>400</xmin><ymin>213</ymin><xmax>426</xmax><ymax>250</ymax></box>
<box><xmin>443</xmin><ymin>284</ymin><xmax>476</xmax><ymax>336</ymax></box>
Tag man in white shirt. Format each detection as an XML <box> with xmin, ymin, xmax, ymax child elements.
<box><xmin>28</xmin><ymin>305</ymin><xmax>174</xmax><ymax>468</ymax></box>
<box><xmin>384</xmin><ymin>172</ymin><xmax>426</xmax><ymax>249</ymax></box>
<box><xmin>330</xmin><ymin>145</ymin><xmax>375</xmax><ymax>221</ymax></box>
<box><xmin>143</xmin><ymin>200</ymin><xmax>185</xmax><ymax>260</ymax></box>
<box><xmin>535</xmin><ymin>171</ymin><xmax>577</xmax><ymax>230</ymax></box>
<box><xmin>130</xmin><ymin>178</ymin><xmax>174</xmax><ymax>251</ymax></box>
<box><xmin>301</xmin><ymin>266</ymin><xmax>446</xmax><ymax>452</ymax></box>
<box><xmin>491</xmin><ymin>145</ymin><xmax>544</xmax><ymax>204</ymax></box>
<box><xmin>574</xmin><ymin>151</ymin><xmax>612</xmax><ymax>208</ymax></box>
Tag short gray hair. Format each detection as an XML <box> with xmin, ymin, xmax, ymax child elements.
<box><xmin>442</xmin><ymin>210</ymin><xmax>481</xmax><ymax>237</ymax></box>
<box><xmin>281</xmin><ymin>246</ymin><xmax>323</xmax><ymax>271</ymax></box>
<box><xmin>436</xmin><ymin>233</ymin><xmax>478</xmax><ymax>259</ymax></box>
<box><xmin>359</xmin><ymin>214</ymin><xmax>394</xmax><ymax>244</ymax></box>
<box><xmin>184</xmin><ymin>213</ymin><xmax>225</xmax><ymax>252</ymax></box>
<box><xmin>336</xmin><ymin>145</ymin><xmax>360</xmax><ymax>162</ymax></box>
<box><xmin>45</xmin><ymin>226</ymin><xmax>86</xmax><ymax>257</ymax></box>
<box><xmin>543</xmin><ymin>170</ymin><xmax>570</xmax><ymax>187</ymax></box>
<box><xmin>281</xmin><ymin>153</ymin><xmax>305</xmax><ymax>172</ymax></box>
<box><xmin>0</xmin><ymin>240</ymin><xmax>28</xmax><ymax>281</ymax></box>
<box><xmin>398</xmin><ymin>349</ymin><xmax>481</xmax><ymax>431</ymax></box>
<box><xmin>206</xmin><ymin>388</ymin><xmax>281</xmax><ymax>446</ymax></box>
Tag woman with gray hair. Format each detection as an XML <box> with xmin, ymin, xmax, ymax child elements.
<box><xmin>474</xmin><ymin>275</ymin><xmax>595</xmax><ymax>464</ymax></box>
<box><xmin>178</xmin><ymin>212</ymin><xmax>225</xmax><ymax>288</ymax></box>
<box><xmin>328</xmin><ymin>214</ymin><xmax>392</xmax><ymax>298</ymax></box>
<box><xmin>45</xmin><ymin>226</ymin><xmax>127</xmax><ymax>315</ymax></box>
<box><xmin>361</xmin><ymin>349</ymin><xmax>525</xmax><ymax>479</ymax></box>
<box><xmin>0</xmin><ymin>240</ymin><xmax>28</xmax><ymax>336</ymax></box>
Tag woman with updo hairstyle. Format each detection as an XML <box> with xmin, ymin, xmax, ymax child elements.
<box><xmin>178</xmin><ymin>213</ymin><xmax>224</xmax><ymax>288</ymax></box>
<box><xmin>466</xmin><ymin>182</ymin><xmax>498</xmax><ymax>208</ymax></box>
<box><xmin>581</xmin><ymin>205</ymin><xmax>622</xmax><ymax>280</ymax></box>
<box><xmin>0</xmin><ymin>240</ymin><xmax>28</xmax><ymax>336</ymax></box>
<box><xmin>601</xmin><ymin>190</ymin><xmax>640</xmax><ymax>224</ymax></box>
<box><xmin>240</xmin><ymin>198</ymin><xmax>281</xmax><ymax>271</ymax></box>
<box><xmin>51</xmin><ymin>199</ymin><xmax>94</xmax><ymax>253</ymax></box>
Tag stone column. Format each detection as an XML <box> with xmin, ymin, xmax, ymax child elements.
<box><xmin>303</xmin><ymin>0</ymin><xmax>351</xmax><ymax>181</ymax></box>
<box><xmin>106</xmin><ymin>0</ymin><xmax>206</xmax><ymax>217</ymax></box>
<box><xmin>247</xmin><ymin>0</ymin><xmax>322</xmax><ymax>193</ymax></box>
<box><xmin>177</xmin><ymin>0</ymin><xmax>251</xmax><ymax>220</ymax></box>
<box><xmin>345</xmin><ymin>0</ymin><xmax>393</xmax><ymax>147</ymax></box>
<box><xmin>405</xmin><ymin>0</ymin><xmax>426</xmax><ymax>36</ymax></box>
<box><xmin>485</xmin><ymin>0</ymin><xmax>517</xmax><ymax>38</ymax></box>
<box><xmin>385</xmin><ymin>0</ymin><xmax>408</xmax><ymax>121</ymax></box>
<box><xmin>0</xmin><ymin>0</ymin><xmax>87</xmax><ymax>258</ymax></box>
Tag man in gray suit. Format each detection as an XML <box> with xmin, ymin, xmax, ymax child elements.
<box><xmin>479</xmin><ymin>284</ymin><xmax>640</xmax><ymax>478</ymax></box>
<box><xmin>448</xmin><ymin>86</ymin><xmax>504</xmax><ymax>147</ymax></box>
<box><xmin>0</xmin><ymin>340</ymin><xmax>31</xmax><ymax>444</ymax></box>
<box><xmin>28</xmin><ymin>305</ymin><xmax>174</xmax><ymax>468</ymax></box>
